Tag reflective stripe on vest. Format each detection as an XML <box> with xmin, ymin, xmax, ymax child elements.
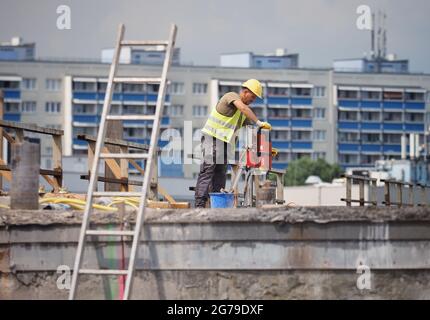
<box><xmin>202</xmin><ymin>107</ymin><xmax>245</xmax><ymax>143</ymax></box>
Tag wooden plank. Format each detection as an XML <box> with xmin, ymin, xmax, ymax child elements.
<box><xmin>147</xmin><ymin>200</ymin><xmax>190</xmax><ymax>209</ymax></box>
<box><xmin>158</xmin><ymin>185</ymin><xmax>176</xmax><ymax>204</ymax></box>
<box><xmin>129</xmin><ymin>159</ymin><xmax>145</xmax><ymax>174</ymax></box>
<box><xmin>275</xmin><ymin>173</ymin><xmax>284</xmax><ymax>202</ymax></box>
<box><xmin>346</xmin><ymin>176</ymin><xmax>352</xmax><ymax>207</ymax></box>
<box><xmin>80</xmin><ymin>174</ymin><xmax>158</xmax><ymax>188</ymax></box>
<box><xmin>120</xmin><ymin>145</ymin><xmax>129</xmax><ymax>191</ymax></box>
<box><xmin>42</xmin><ymin>174</ymin><xmax>60</xmax><ymax>192</ymax></box>
<box><xmin>149</xmin><ymin>152</ymin><xmax>158</xmax><ymax>200</ymax></box>
<box><xmin>77</xmin><ymin>134</ymin><xmax>155</xmax><ymax>151</ymax></box>
<box><xmin>2</xmin><ymin>130</ymin><xmax>14</xmax><ymax>144</ymax></box>
<box><xmin>0</xmin><ymin>119</ymin><xmax>63</xmax><ymax>136</ymax></box>
<box><xmin>105</xmin><ymin>120</ymin><xmax>123</xmax><ymax>191</ymax></box>
<box><xmin>0</xmin><ymin>91</ymin><xmax>3</xmax><ymax>189</ymax></box>
<box><xmin>15</xmin><ymin>128</ymin><xmax>24</xmax><ymax>142</ymax></box>
<box><xmin>52</xmin><ymin>135</ymin><xmax>63</xmax><ymax>188</ymax></box>
<box><xmin>0</xmin><ymin>164</ymin><xmax>61</xmax><ymax>177</ymax></box>
<box><xmin>101</xmin><ymin>146</ymin><xmax>123</xmax><ymax>179</ymax></box>
<box><xmin>359</xmin><ymin>180</ymin><xmax>364</xmax><ymax>206</ymax></box>
<box><xmin>0</xmin><ymin>159</ymin><xmax>12</xmax><ymax>181</ymax></box>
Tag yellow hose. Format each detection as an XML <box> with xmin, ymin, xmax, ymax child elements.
<box><xmin>0</xmin><ymin>203</ymin><xmax>9</xmax><ymax>209</ymax></box>
<box><xmin>39</xmin><ymin>197</ymin><xmax>117</xmax><ymax>212</ymax></box>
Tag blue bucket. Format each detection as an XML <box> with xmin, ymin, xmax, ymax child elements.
<box><xmin>209</xmin><ymin>192</ymin><xmax>235</xmax><ymax>208</ymax></box>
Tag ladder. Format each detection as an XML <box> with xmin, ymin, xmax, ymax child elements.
<box><xmin>69</xmin><ymin>23</ymin><xmax>177</xmax><ymax>300</ymax></box>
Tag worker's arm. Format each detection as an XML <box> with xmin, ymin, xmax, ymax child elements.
<box><xmin>233</xmin><ymin>100</ymin><xmax>272</xmax><ymax>130</ymax></box>
<box><xmin>233</xmin><ymin>99</ymin><xmax>258</xmax><ymax>123</ymax></box>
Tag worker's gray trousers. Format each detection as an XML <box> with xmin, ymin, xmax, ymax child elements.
<box><xmin>194</xmin><ymin>134</ymin><xmax>232</xmax><ymax>208</ymax></box>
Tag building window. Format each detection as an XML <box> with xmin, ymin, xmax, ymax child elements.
<box><xmin>312</xmin><ymin>152</ymin><xmax>326</xmax><ymax>160</ymax></box>
<box><xmin>291</xmin><ymin>87</ymin><xmax>311</xmax><ymax>97</ymax></box>
<box><xmin>168</xmin><ymin>104</ymin><xmax>184</xmax><ymax>117</ymax></box>
<box><xmin>314</xmin><ymin>108</ymin><xmax>326</xmax><ymax>119</ymax></box>
<box><xmin>169</xmin><ymin>82</ymin><xmax>185</xmax><ymax>95</ymax></box>
<box><xmin>46</xmin><ymin>79</ymin><xmax>61</xmax><ymax>91</ymax></box>
<box><xmin>338</xmin><ymin>89</ymin><xmax>358</xmax><ymax>99</ymax></box>
<box><xmin>45</xmin><ymin>147</ymin><xmax>53</xmax><ymax>155</ymax></box>
<box><xmin>313</xmin><ymin>86</ymin><xmax>326</xmax><ymax>97</ymax></box>
<box><xmin>45</xmin><ymin>102</ymin><xmax>61</xmax><ymax>113</ymax></box>
<box><xmin>192</xmin><ymin>83</ymin><xmax>208</xmax><ymax>95</ymax></box>
<box><xmin>73</xmin><ymin>81</ymin><xmax>96</xmax><ymax>92</ymax></box>
<box><xmin>313</xmin><ymin>130</ymin><xmax>326</xmax><ymax>141</ymax></box>
<box><xmin>192</xmin><ymin>105</ymin><xmax>208</xmax><ymax>117</ymax></box>
<box><xmin>74</xmin><ymin>104</ymin><xmax>96</xmax><ymax>114</ymax></box>
<box><xmin>272</xmin><ymin>130</ymin><xmax>289</xmax><ymax>140</ymax></box>
<box><xmin>5</xmin><ymin>102</ymin><xmax>20</xmax><ymax>113</ymax></box>
<box><xmin>21</xmin><ymin>101</ymin><xmax>37</xmax><ymax>113</ymax></box>
<box><xmin>22</xmin><ymin>78</ymin><xmax>36</xmax><ymax>90</ymax></box>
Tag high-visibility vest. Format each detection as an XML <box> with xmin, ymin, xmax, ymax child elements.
<box><xmin>201</xmin><ymin>106</ymin><xmax>246</xmax><ymax>143</ymax></box>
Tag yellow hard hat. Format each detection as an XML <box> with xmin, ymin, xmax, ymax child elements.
<box><xmin>242</xmin><ymin>79</ymin><xmax>263</xmax><ymax>98</ymax></box>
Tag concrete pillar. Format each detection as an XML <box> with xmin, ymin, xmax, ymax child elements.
<box><xmin>10</xmin><ymin>141</ymin><xmax>40</xmax><ymax>209</ymax></box>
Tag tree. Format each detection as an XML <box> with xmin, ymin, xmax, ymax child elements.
<box><xmin>283</xmin><ymin>157</ymin><xmax>343</xmax><ymax>186</ymax></box>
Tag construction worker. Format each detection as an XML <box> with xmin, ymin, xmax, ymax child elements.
<box><xmin>194</xmin><ymin>79</ymin><xmax>272</xmax><ymax>208</ymax></box>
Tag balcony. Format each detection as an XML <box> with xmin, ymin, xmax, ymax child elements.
<box><xmin>72</xmin><ymin>115</ymin><xmax>99</xmax><ymax>123</ymax></box>
<box><xmin>291</xmin><ymin>119</ymin><xmax>312</xmax><ymax>128</ymax></box>
<box><xmin>272</xmin><ymin>141</ymin><xmax>290</xmax><ymax>149</ymax></box>
<box><xmin>291</xmin><ymin>97</ymin><xmax>312</xmax><ymax>105</ymax></box>
<box><xmin>3</xmin><ymin>113</ymin><xmax>21</xmax><ymax>122</ymax></box>
<box><xmin>73</xmin><ymin>92</ymin><xmax>97</xmax><ymax>100</ymax></box>
<box><xmin>383</xmin><ymin>101</ymin><xmax>403</xmax><ymax>109</ymax></box>
<box><xmin>404</xmin><ymin>123</ymin><xmax>424</xmax><ymax>132</ymax></box>
<box><xmin>361</xmin><ymin>144</ymin><xmax>381</xmax><ymax>153</ymax></box>
<box><xmin>271</xmin><ymin>162</ymin><xmax>288</xmax><ymax>170</ymax></box>
<box><xmin>267</xmin><ymin>97</ymin><xmax>290</xmax><ymax>105</ymax></box>
<box><xmin>361</xmin><ymin>122</ymin><xmax>381</xmax><ymax>131</ymax></box>
<box><xmin>291</xmin><ymin>141</ymin><xmax>312</xmax><ymax>149</ymax></box>
<box><xmin>2</xmin><ymin>89</ymin><xmax>21</xmax><ymax>100</ymax></box>
<box><xmin>268</xmin><ymin>119</ymin><xmax>290</xmax><ymax>127</ymax></box>
<box><xmin>122</xmin><ymin>93</ymin><xmax>146</xmax><ymax>102</ymax></box>
<box><xmin>383</xmin><ymin>123</ymin><xmax>403</xmax><ymax>131</ymax></box>
<box><xmin>338</xmin><ymin>143</ymin><xmax>359</xmax><ymax>152</ymax></box>
<box><xmin>382</xmin><ymin>144</ymin><xmax>401</xmax><ymax>153</ymax></box>
<box><xmin>338</xmin><ymin>122</ymin><xmax>359</xmax><ymax>130</ymax></box>
<box><xmin>361</xmin><ymin>101</ymin><xmax>381</xmax><ymax>109</ymax></box>
<box><xmin>338</xmin><ymin>100</ymin><xmax>359</xmax><ymax>108</ymax></box>
<box><xmin>404</xmin><ymin>102</ymin><xmax>425</xmax><ymax>110</ymax></box>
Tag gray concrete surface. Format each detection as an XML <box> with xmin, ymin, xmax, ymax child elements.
<box><xmin>1</xmin><ymin>206</ymin><xmax>430</xmax><ymax>299</ymax></box>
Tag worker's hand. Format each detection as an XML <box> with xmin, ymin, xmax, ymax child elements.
<box><xmin>271</xmin><ymin>147</ymin><xmax>279</xmax><ymax>157</ymax></box>
<box><xmin>256</xmin><ymin>120</ymin><xmax>272</xmax><ymax>130</ymax></box>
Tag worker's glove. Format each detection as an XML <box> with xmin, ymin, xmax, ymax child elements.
<box><xmin>271</xmin><ymin>147</ymin><xmax>279</xmax><ymax>157</ymax></box>
<box><xmin>256</xmin><ymin>120</ymin><xmax>272</xmax><ymax>130</ymax></box>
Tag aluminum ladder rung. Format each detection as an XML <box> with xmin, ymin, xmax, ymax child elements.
<box><xmin>100</xmin><ymin>153</ymin><xmax>149</xmax><ymax>159</ymax></box>
<box><xmin>93</xmin><ymin>191</ymin><xmax>142</xmax><ymax>197</ymax></box>
<box><xmin>120</xmin><ymin>40</ymin><xmax>168</xmax><ymax>46</ymax></box>
<box><xmin>106</xmin><ymin>115</ymin><xmax>156</xmax><ymax>121</ymax></box>
<box><xmin>113</xmin><ymin>77</ymin><xmax>161</xmax><ymax>83</ymax></box>
<box><xmin>86</xmin><ymin>230</ymin><xmax>135</xmax><ymax>236</ymax></box>
<box><xmin>79</xmin><ymin>269</ymin><xmax>128</xmax><ymax>275</ymax></box>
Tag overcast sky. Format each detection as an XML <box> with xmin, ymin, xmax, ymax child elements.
<box><xmin>1</xmin><ymin>0</ymin><xmax>429</xmax><ymax>72</ymax></box>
